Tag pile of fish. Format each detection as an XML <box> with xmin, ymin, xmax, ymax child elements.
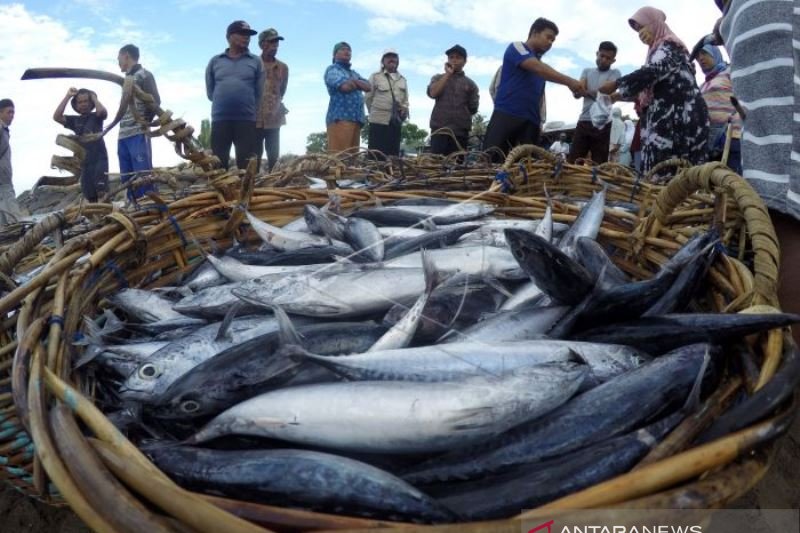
<box><xmin>74</xmin><ymin>192</ymin><xmax>800</xmax><ymax>523</ymax></box>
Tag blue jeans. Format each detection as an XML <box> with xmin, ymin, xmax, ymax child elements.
<box><xmin>118</xmin><ymin>134</ymin><xmax>156</xmax><ymax>201</ymax></box>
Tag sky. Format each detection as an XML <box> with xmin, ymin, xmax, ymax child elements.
<box><xmin>0</xmin><ymin>0</ymin><xmax>723</xmax><ymax>193</ymax></box>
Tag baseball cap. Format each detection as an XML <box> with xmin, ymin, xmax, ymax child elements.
<box><xmin>259</xmin><ymin>28</ymin><xmax>285</xmax><ymax>44</ymax></box>
<box><xmin>227</xmin><ymin>20</ymin><xmax>257</xmax><ymax>37</ymax></box>
<box><xmin>382</xmin><ymin>48</ymin><xmax>399</xmax><ymax>58</ymax></box>
<box><xmin>445</xmin><ymin>44</ymin><xmax>467</xmax><ymax>58</ymax></box>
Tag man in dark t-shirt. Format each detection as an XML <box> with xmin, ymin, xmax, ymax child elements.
<box><xmin>53</xmin><ymin>87</ymin><xmax>109</xmax><ymax>202</ymax></box>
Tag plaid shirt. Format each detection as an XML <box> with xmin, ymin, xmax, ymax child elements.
<box><xmin>256</xmin><ymin>58</ymin><xmax>289</xmax><ymax>129</ymax></box>
<box><xmin>427</xmin><ymin>71</ymin><xmax>479</xmax><ymax>137</ymax></box>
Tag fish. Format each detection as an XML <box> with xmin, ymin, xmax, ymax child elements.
<box><xmin>576</xmin><ymin>313</ymin><xmax>800</xmax><ymax>354</ymax></box>
<box><xmin>343</xmin><ymin>217</ymin><xmax>385</xmax><ymax>262</ymax></box>
<box><xmin>146</xmin><ymin>446</ymin><xmax>457</xmax><ymax>523</ymax></box>
<box><xmin>439</xmin><ymin>306</ymin><xmax>569</xmax><ymax>344</ymax></box>
<box><xmin>436</xmin><ymin>413</ymin><xmax>684</xmax><ymax>520</ymax></box>
<box><xmin>181</xmin><ymin>260</ymin><xmax>227</xmax><ymax>291</ymax></box>
<box><xmin>185</xmin><ymin>364</ymin><xmax>587</xmax><ymax>454</ymax></box>
<box><xmin>574</xmin><ymin>237</ymin><xmax>629</xmax><ymax>288</ymax></box>
<box><xmin>119</xmin><ymin>314</ymin><xmax>312</xmax><ymax>402</ymax></box>
<box><xmin>384</xmin><ymin>246</ymin><xmax>527</xmax><ymax>280</ymax></box>
<box><xmin>643</xmin><ymin>242</ymin><xmax>720</xmax><ymax>316</ymax></box>
<box><xmin>303</xmin><ymin>204</ymin><xmax>345</xmax><ymax>241</ymax></box>
<box><xmin>504</xmin><ymin>229</ymin><xmax>595</xmax><ymax>304</ymax></box>
<box><xmin>74</xmin><ymin>340</ymin><xmax>169</xmax><ymax>376</ymax></box>
<box><xmin>107</xmin><ymin>288</ymin><xmax>197</xmax><ymax>324</ymax></box>
<box><xmin>383</xmin><ymin>225</ymin><xmax>480</xmax><ymax>260</ymax></box>
<box><xmin>291</xmin><ymin>338</ymin><xmax>646</xmax><ymax>385</ymax></box>
<box><xmin>349</xmin><ymin>207</ymin><xmax>434</xmax><ymax>228</ymax></box>
<box><xmin>383</xmin><ymin>277</ymin><xmax>504</xmax><ymax>343</ymax></box>
<box><xmin>401</xmin><ymin>343</ymin><xmax>711</xmax><ymax>484</ymax></box>
<box><xmin>225</xmin><ymin>243</ymin><xmax>354</xmax><ymax>266</ymax></box>
<box><xmin>150</xmin><ymin>321</ymin><xmax>389</xmax><ymax>420</ymax></box>
<box><xmin>557</xmin><ymin>187</ymin><xmax>606</xmax><ymax>256</ymax></box>
<box><xmin>245</xmin><ymin>211</ymin><xmax>334</xmax><ymax>251</ymax></box>
<box><xmin>368</xmin><ymin>253</ymin><xmax>442</xmax><ymax>352</ymax></box>
<box><xmin>382</xmin><ymin>202</ymin><xmax>495</xmax><ymax>224</ymax></box>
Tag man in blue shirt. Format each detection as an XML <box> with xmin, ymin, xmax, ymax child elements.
<box><xmin>206</xmin><ymin>20</ymin><xmax>263</xmax><ymax>171</ymax></box>
<box><xmin>325</xmin><ymin>42</ymin><xmax>371</xmax><ymax>154</ymax></box>
<box><xmin>483</xmin><ymin>18</ymin><xmax>586</xmax><ymax>162</ymax></box>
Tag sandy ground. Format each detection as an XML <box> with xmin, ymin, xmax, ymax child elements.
<box><xmin>1</xmin><ymin>413</ymin><xmax>797</xmax><ymax>532</ymax></box>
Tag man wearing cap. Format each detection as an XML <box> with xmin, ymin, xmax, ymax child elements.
<box><xmin>0</xmin><ymin>98</ymin><xmax>23</xmax><ymax>224</ymax></box>
<box><xmin>325</xmin><ymin>42</ymin><xmax>371</xmax><ymax>154</ymax></box>
<box><xmin>483</xmin><ymin>18</ymin><xmax>586</xmax><ymax>162</ymax></box>
<box><xmin>53</xmin><ymin>87</ymin><xmax>110</xmax><ymax>202</ymax></box>
<box><xmin>117</xmin><ymin>44</ymin><xmax>160</xmax><ymax>201</ymax></box>
<box><xmin>205</xmin><ymin>20</ymin><xmax>264</xmax><ymax>171</ymax></box>
<box><xmin>365</xmin><ymin>49</ymin><xmax>409</xmax><ymax>158</ymax></box>
<box><xmin>427</xmin><ymin>44</ymin><xmax>479</xmax><ymax>156</ymax></box>
<box><xmin>255</xmin><ymin>28</ymin><xmax>289</xmax><ymax>173</ymax></box>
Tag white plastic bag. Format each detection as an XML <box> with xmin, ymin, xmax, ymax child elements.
<box><xmin>589</xmin><ymin>94</ymin><xmax>613</xmax><ymax>129</ymax></box>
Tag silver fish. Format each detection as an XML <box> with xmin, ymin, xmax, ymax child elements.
<box><xmin>187</xmin><ymin>363</ymin><xmax>587</xmax><ymax>454</ymax></box>
<box><xmin>384</xmin><ymin>246</ymin><xmax>526</xmax><ymax>280</ymax></box>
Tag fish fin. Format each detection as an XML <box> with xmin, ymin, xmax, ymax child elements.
<box><xmin>481</xmin><ymin>275</ymin><xmax>513</xmax><ymax>298</ymax></box>
<box><xmin>421</xmin><ymin>219</ymin><xmax>438</xmax><ymax>231</ymax></box>
<box><xmin>77</xmin><ymin>315</ymin><xmax>103</xmax><ymax>346</ymax></box>
<box><xmin>73</xmin><ymin>345</ymin><xmax>104</xmax><ymax>369</ymax></box>
<box><xmin>421</xmin><ymin>250</ymin><xmax>447</xmax><ymax>294</ymax></box>
<box><xmin>446</xmin><ymin>407</ymin><xmax>497</xmax><ymax>431</ymax></box>
<box><xmin>215</xmin><ymin>301</ymin><xmax>245</xmax><ymax>341</ymax></box>
<box><xmin>274</xmin><ymin>305</ymin><xmax>304</xmax><ymax>346</ymax></box>
<box><xmin>683</xmin><ymin>348</ymin><xmax>711</xmax><ymax>412</ymax></box>
<box><xmin>564</xmin><ymin>348</ymin><xmax>587</xmax><ymax>365</ymax></box>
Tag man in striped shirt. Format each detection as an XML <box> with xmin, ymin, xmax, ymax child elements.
<box><xmin>714</xmin><ymin>0</ymin><xmax>800</xmax><ymax>343</ymax></box>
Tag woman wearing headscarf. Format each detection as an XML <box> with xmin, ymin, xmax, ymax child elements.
<box><xmin>599</xmin><ymin>6</ymin><xmax>709</xmax><ymax>179</ymax></box>
<box><xmin>608</xmin><ymin>107</ymin><xmax>626</xmax><ymax>163</ymax></box>
<box><xmin>324</xmin><ymin>42</ymin><xmax>371</xmax><ymax>154</ymax></box>
<box><xmin>696</xmin><ymin>43</ymin><xmax>742</xmax><ymax>174</ymax></box>
<box><xmin>365</xmin><ymin>49</ymin><xmax>409</xmax><ymax>158</ymax></box>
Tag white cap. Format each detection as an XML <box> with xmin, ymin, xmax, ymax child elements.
<box><xmin>382</xmin><ymin>48</ymin><xmax>399</xmax><ymax>57</ymax></box>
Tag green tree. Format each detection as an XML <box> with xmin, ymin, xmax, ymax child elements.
<box><xmin>360</xmin><ymin>122</ymin><xmax>429</xmax><ymax>153</ymax></box>
<box><xmin>197</xmin><ymin>118</ymin><xmax>211</xmax><ymax>150</ymax></box>
<box><xmin>471</xmin><ymin>113</ymin><xmax>488</xmax><ymax>140</ymax></box>
<box><xmin>401</xmin><ymin>122</ymin><xmax>428</xmax><ymax>152</ymax></box>
<box><xmin>306</xmin><ymin>131</ymin><xmax>328</xmax><ymax>154</ymax></box>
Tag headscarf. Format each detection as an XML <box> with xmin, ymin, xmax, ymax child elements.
<box><xmin>332</xmin><ymin>41</ymin><xmax>352</xmax><ymax>66</ymax></box>
<box><xmin>624</xmin><ymin>119</ymin><xmax>635</xmax><ymax>148</ymax></box>
<box><xmin>699</xmin><ymin>43</ymin><xmax>727</xmax><ymax>81</ymax></box>
<box><xmin>629</xmin><ymin>7</ymin><xmax>687</xmax><ymax>108</ymax></box>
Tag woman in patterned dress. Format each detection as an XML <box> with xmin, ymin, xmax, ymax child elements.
<box><xmin>599</xmin><ymin>6</ymin><xmax>709</xmax><ymax>179</ymax></box>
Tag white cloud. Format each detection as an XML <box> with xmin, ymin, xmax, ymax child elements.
<box><xmin>366</xmin><ymin>18</ymin><xmax>410</xmax><ymax>38</ymax></box>
<box><xmin>0</xmin><ymin>4</ymin><xmax>207</xmax><ymax>193</ymax></box>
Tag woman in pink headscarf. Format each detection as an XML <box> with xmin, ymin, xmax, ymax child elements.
<box><xmin>599</xmin><ymin>7</ymin><xmax>709</xmax><ymax>180</ymax></box>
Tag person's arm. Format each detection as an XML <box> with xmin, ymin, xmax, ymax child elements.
<box><xmin>53</xmin><ymin>87</ymin><xmax>76</xmax><ymax>125</ymax></box>
<box><xmin>364</xmin><ymin>73</ymin><xmax>377</xmax><ymax>111</ymax></box>
<box><xmin>519</xmin><ymin>56</ymin><xmax>585</xmax><ymax>95</ymax></box>
<box><xmin>602</xmin><ymin>43</ymin><xmax>682</xmax><ymax>99</ymax></box>
<box><xmin>93</xmin><ymin>92</ymin><xmax>108</xmax><ymax>121</ymax></box>
<box><xmin>489</xmin><ymin>68</ymin><xmax>501</xmax><ymax>102</ymax></box>
<box><xmin>428</xmin><ymin>65</ymin><xmax>454</xmax><ymax>98</ymax></box>
<box><xmin>400</xmin><ymin>76</ymin><xmax>410</xmax><ymax>119</ymax></box>
<box><xmin>280</xmin><ymin>64</ymin><xmax>289</xmax><ymax>98</ymax></box>
<box><xmin>254</xmin><ymin>59</ymin><xmax>264</xmax><ymax>104</ymax></box>
<box><xmin>468</xmin><ymin>80</ymin><xmax>479</xmax><ymax>115</ymax></box>
<box><xmin>142</xmin><ymin>71</ymin><xmax>160</xmax><ymax>107</ymax></box>
<box><xmin>205</xmin><ymin>59</ymin><xmax>215</xmax><ymax>102</ymax></box>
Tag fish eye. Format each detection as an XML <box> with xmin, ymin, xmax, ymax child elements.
<box><xmin>138</xmin><ymin>364</ymin><xmax>159</xmax><ymax>380</ymax></box>
<box><xmin>181</xmin><ymin>400</ymin><xmax>200</xmax><ymax>413</ymax></box>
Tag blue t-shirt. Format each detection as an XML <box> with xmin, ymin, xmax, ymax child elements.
<box><xmin>205</xmin><ymin>51</ymin><xmax>263</xmax><ymax>122</ymax></box>
<box><xmin>324</xmin><ymin>62</ymin><xmax>366</xmax><ymax>126</ymax></box>
<box><xmin>494</xmin><ymin>42</ymin><xmax>546</xmax><ymax>124</ymax></box>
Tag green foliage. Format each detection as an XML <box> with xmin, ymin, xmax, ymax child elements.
<box><xmin>471</xmin><ymin>113</ymin><xmax>488</xmax><ymax>140</ymax></box>
<box><xmin>360</xmin><ymin>121</ymin><xmax>429</xmax><ymax>153</ymax></box>
<box><xmin>305</xmin><ymin>131</ymin><xmax>328</xmax><ymax>154</ymax></box>
<box><xmin>197</xmin><ymin>119</ymin><xmax>212</xmax><ymax>150</ymax></box>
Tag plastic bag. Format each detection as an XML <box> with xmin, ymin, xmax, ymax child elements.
<box><xmin>589</xmin><ymin>94</ymin><xmax>613</xmax><ymax>129</ymax></box>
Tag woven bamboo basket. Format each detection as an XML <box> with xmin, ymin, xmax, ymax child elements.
<box><xmin>0</xmin><ymin>155</ymin><xmax>795</xmax><ymax>532</ymax></box>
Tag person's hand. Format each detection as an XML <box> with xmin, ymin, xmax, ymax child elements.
<box><xmin>444</xmin><ymin>62</ymin><xmax>454</xmax><ymax>75</ymax></box>
<box><xmin>567</xmin><ymin>79</ymin><xmax>587</xmax><ymax>98</ymax></box>
<box><xmin>598</xmin><ymin>80</ymin><xmax>617</xmax><ymax>95</ymax></box>
<box><xmin>66</xmin><ymin>87</ymin><xmax>78</xmax><ymax>97</ymax></box>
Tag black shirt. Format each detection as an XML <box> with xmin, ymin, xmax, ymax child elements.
<box><xmin>65</xmin><ymin>113</ymin><xmax>108</xmax><ymax>165</ymax></box>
